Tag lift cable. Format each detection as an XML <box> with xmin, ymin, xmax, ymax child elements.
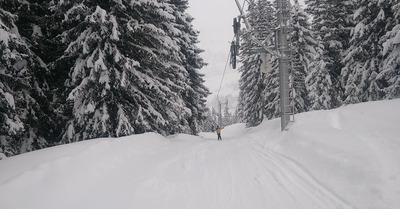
<box><xmin>216</xmin><ymin>36</ymin><xmax>236</xmax><ymax>99</ymax></box>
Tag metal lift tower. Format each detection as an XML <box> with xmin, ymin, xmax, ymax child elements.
<box><xmin>234</xmin><ymin>0</ymin><xmax>294</xmax><ymax>131</ymax></box>
<box><xmin>276</xmin><ymin>0</ymin><xmax>294</xmax><ymax>130</ymax></box>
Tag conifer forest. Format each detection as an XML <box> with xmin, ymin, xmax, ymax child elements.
<box><xmin>1</xmin><ymin>0</ymin><xmax>209</xmax><ymax>156</ymax></box>
<box><xmin>1</xmin><ymin>0</ymin><xmax>399</xmax><ymax>156</ymax></box>
<box><xmin>237</xmin><ymin>0</ymin><xmax>399</xmax><ymax>127</ymax></box>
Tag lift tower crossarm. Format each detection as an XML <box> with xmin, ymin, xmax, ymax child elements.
<box><xmin>234</xmin><ymin>0</ymin><xmax>251</xmax><ymax>29</ymax></box>
<box><xmin>234</xmin><ymin>0</ymin><xmax>276</xmax><ymax>55</ymax></box>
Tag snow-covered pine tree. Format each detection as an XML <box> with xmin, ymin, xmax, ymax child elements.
<box><xmin>377</xmin><ymin>0</ymin><xmax>400</xmax><ymax>99</ymax></box>
<box><xmin>303</xmin><ymin>0</ymin><xmax>334</xmax><ymax>110</ymax></box>
<box><xmin>231</xmin><ymin>109</ymin><xmax>240</xmax><ymax>124</ymax></box>
<box><xmin>237</xmin><ymin>0</ymin><xmax>276</xmax><ymax>127</ymax></box>
<box><xmin>222</xmin><ymin>101</ymin><xmax>232</xmax><ymax>126</ymax></box>
<box><xmin>200</xmin><ymin>108</ymin><xmax>217</xmax><ymax>132</ymax></box>
<box><xmin>238</xmin><ymin>50</ymin><xmax>265</xmax><ymax>127</ymax></box>
<box><xmin>237</xmin><ymin>2</ymin><xmax>263</xmax><ymax>127</ymax></box>
<box><xmin>342</xmin><ymin>0</ymin><xmax>396</xmax><ymax>103</ymax></box>
<box><xmin>236</xmin><ymin>90</ymin><xmax>245</xmax><ymax>122</ymax></box>
<box><xmin>305</xmin><ymin>0</ymin><xmax>353</xmax><ymax>108</ymax></box>
<box><xmin>166</xmin><ymin>0</ymin><xmax>210</xmax><ymax>135</ymax></box>
<box><xmin>262</xmin><ymin>56</ymin><xmax>280</xmax><ymax>120</ymax></box>
<box><xmin>289</xmin><ymin>0</ymin><xmax>315</xmax><ymax>113</ymax></box>
<box><xmin>15</xmin><ymin>0</ymin><xmax>63</xmax><ymax>65</ymax></box>
<box><xmin>0</xmin><ymin>2</ymin><xmax>55</xmax><ymax>156</ymax></box>
<box><xmin>259</xmin><ymin>0</ymin><xmax>280</xmax><ymax>120</ymax></box>
<box><xmin>47</xmin><ymin>0</ymin><xmax>203</xmax><ymax>142</ymax></box>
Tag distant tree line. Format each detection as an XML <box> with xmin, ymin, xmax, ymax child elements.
<box><xmin>237</xmin><ymin>0</ymin><xmax>400</xmax><ymax>127</ymax></box>
<box><xmin>0</xmin><ymin>0</ymin><xmax>209</xmax><ymax>156</ymax></box>
<box><xmin>201</xmin><ymin>100</ymin><xmax>239</xmax><ymax>132</ymax></box>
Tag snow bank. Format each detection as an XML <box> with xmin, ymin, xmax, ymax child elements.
<box><xmin>276</xmin><ymin>100</ymin><xmax>400</xmax><ymax>209</ymax></box>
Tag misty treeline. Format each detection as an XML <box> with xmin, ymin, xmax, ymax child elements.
<box><xmin>201</xmin><ymin>100</ymin><xmax>240</xmax><ymax>132</ymax></box>
<box><xmin>237</xmin><ymin>0</ymin><xmax>400</xmax><ymax>127</ymax></box>
<box><xmin>0</xmin><ymin>0</ymin><xmax>210</xmax><ymax>156</ymax></box>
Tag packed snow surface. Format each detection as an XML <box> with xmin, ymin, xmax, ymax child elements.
<box><xmin>0</xmin><ymin>100</ymin><xmax>399</xmax><ymax>209</ymax></box>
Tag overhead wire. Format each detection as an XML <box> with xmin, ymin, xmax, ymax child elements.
<box><xmin>217</xmin><ymin>1</ymin><xmax>246</xmax><ymax>99</ymax></box>
<box><xmin>215</xmin><ymin>2</ymin><xmax>247</xmax><ymax>117</ymax></box>
<box><xmin>216</xmin><ymin>49</ymin><xmax>231</xmax><ymax>99</ymax></box>
<box><xmin>216</xmin><ymin>36</ymin><xmax>236</xmax><ymax>99</ymax></box>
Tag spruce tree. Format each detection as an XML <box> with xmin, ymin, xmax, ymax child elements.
<box><xmin>262</xmin><ymin>58</ymin><xmax>280</xmax><ymax>120</ymax></box>
<box><xmin>222</xmin><ymin>101</ymin><xmax>232</xmax><ymax>126</ymax></box>
<box><xmin>377</xmin><ymin>0</ymin><xmax>400</xmax><ymax>99</ymax></box>
<box><xmin>237</xmin><ymin>1</ymin><xmax>261</xmax><ymax>127</ymax></box>
<box><xmin>237</xmin><ymin>37</ymin><xmax>266</xmax><ymax>127</ymax></box>
<box><xmin>259</xmin><ymin>0</ymin><xmax>280</xmax><ymax>121</ymax></box>
<box><xmin>1</xmin><ymin>0</ymin><xmax>210</xmax><ymax>154</ymax></box>
<box><xmin>46</xmin><ymin>0</ymin><xmax>207</xmax><ymax>142</ymax></box>
<box><xmin>236</xmin><ymin>90</ymin><xmax>245</xmax><ymax>123</ymax></box>
<box><xmin>167</xmin><ymin>0</ymin><xmax>210</xmax><ymax>135</ymax></box>
<box><xmin>237</xmin><ymin>0</ymin><xmax>276</xmax><ymax>127</ymax></box>
<box><xmin>200</xmin><ymin>108</ymin><xmax>217</xmax><ymax>132</ymax></box>
<box><xmin>342</xmin><ymin>0</ymin><xmax>396</xmax><ymax>103</ymax></box>
<box><xmin>305</xmin><ymin>0</ymin><xmax>353</xmax><ymax>108</ymax></box>
<box><xmin>304</xmin><ymin>0</ymin><xmax>332</xmax><ymax>110</ymax></box>
<box><xmin>289</xmin><ymin>0</ymin><xmax>315</xmax><ymax>113</ymax></box>
<box><xmin>0</xmin><ymin>2</ymin><xmax>55</xmax><ymax>156</ymax></box>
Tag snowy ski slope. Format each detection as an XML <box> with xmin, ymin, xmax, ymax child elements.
<box><xmin>0</xmin><ymin>99</ymin><xmax>399</xmax><ymax>209</ymax></box>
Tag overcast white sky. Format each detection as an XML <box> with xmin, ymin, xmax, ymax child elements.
<box><xmin>187</xmin><ymin>0</ymin><xmax>241</xmax><ymax>111</ymax></box>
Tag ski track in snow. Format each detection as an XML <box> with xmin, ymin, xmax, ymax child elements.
<box><xmin>133</xmin><ymin>133</ymin><xmax>357</xmax><ymax>209</ymax></box>
<box><xmin>0</xmin><ymin>133</ymin><xmax>359</xmax><ymax>209</ymax></box>
<box><xmin>248</xmin><ymin>140</ymin><xmax>355</xmax><ymax>209</ymax></box>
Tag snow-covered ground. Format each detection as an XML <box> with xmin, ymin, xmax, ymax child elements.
<box><xmin>0</xmin><ymin>99</ymin><xmax>399</xmax><ymax>209</ymax></box>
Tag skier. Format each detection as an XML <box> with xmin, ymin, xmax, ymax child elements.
<box><xmin>215</xmin><ymin>126</ymin><xmax>223</xmax><ymax>141</ymax></box>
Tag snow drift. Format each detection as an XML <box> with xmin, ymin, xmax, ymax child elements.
<box><xmin>0</xmin><ymin>99</ymin><xmax>399</xmax><ymax>209</ymax></box>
